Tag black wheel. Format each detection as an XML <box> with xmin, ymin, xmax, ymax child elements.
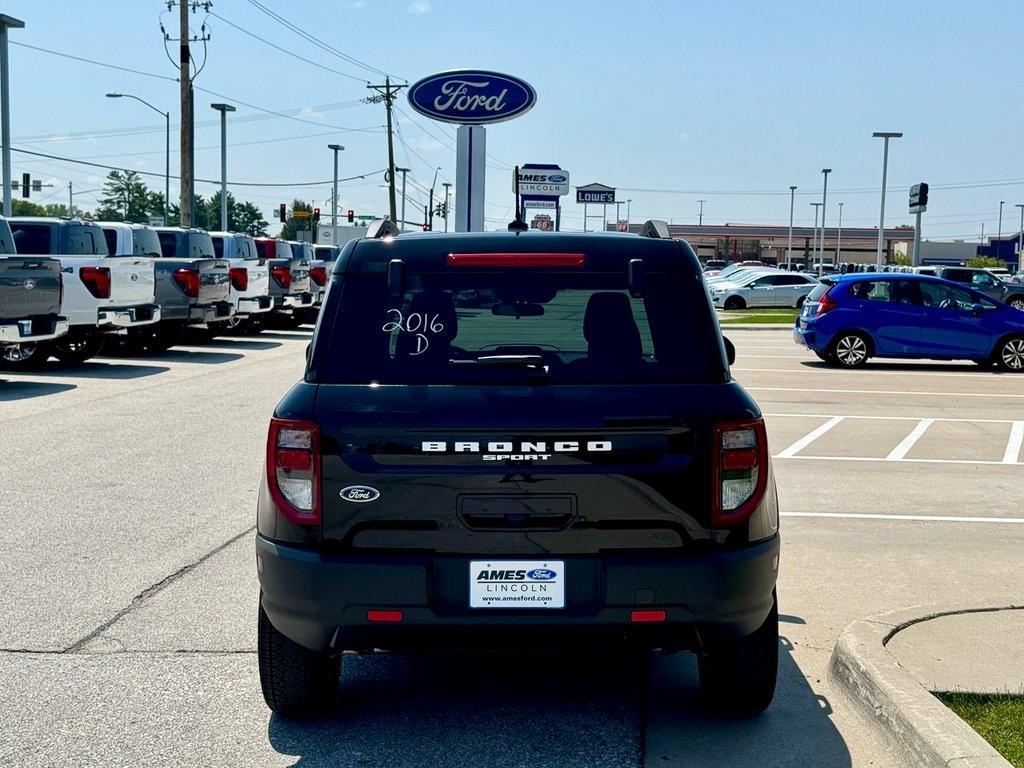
<box><xmin>698</xmin><ymin>592</ymin><xmax>778</xmax><ymax>716</ymax></box>
<box><xmin>814</xmin><ymin>350</ymin><xmax>833</xmax><ymax>363</ymax></box>
<box><xmin>1006</xmin><ymin>295</ymin><xmax>1024</xmax><ymax>312</ymax></box>
<box><xmin>994</xmin><ymin>336</ymin><xmax>1024</xmax><ymax>372</ymax></box>
<box><xmin>202</xmin><ymin>321</ymin><xmax>232</xmax><ymax>340</ymax></box>
<box><xmin>50</xmin><ymin>330</ymin><xmax>104</xmax><ymax>364</ymax></box>
<box><xmin>827</xmin><ymin>332</ymin><xmax>870</xmax><ymax>368</ymax></box>
<box><xmin>243</xmin><ymin>315</ymin><xmax>266</xmax><ymax>335</ymax></box>
<box><xmin>258</xmin><ymin>599</ymin><xmax>340</xmax><ymax>718</ymax></box>
<box><xmin>0</xmin><ymin>341</ymin><xmax>51</xmax><ymax>370</ymax></box>
<box><xmin>796</xmin><ymin>295</ymin><xmax>806</xmax><ymax>309</ymax></box>
<box><xmin>150</xmin><ymin>322</ymin><xmax>187</xmax><ymax>352</ymax></box>
<box><xmin>723</xmin><ymin>296</ymin><xmax>745</xmax><ymax>311</ymax></box>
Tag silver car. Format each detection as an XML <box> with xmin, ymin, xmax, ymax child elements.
<box><xmin>711</xmin><ymin>272</ymin><xmax>819</xmax><ymax>310</ymax></box>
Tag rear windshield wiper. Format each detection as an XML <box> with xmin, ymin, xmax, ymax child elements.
<box><xmin>450</xmin><ymin>355</ymin><xmax>550</xmax><ymax>378</ymax></box>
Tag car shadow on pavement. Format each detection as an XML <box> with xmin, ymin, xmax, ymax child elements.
<box><xmin>267</xmin><ymin>650</ymin><xmax>644</xmax><ymax>768</ymax></box>
<box><xmin>644</xmin><ymin>636</ymin><xmax>851</xmax><ymax>767</ymax></box>
<box><xmin>126</xmin><ymin>349</ymin><xmax>244</xmax><ymax>365</ymax></box>
<box><xmin>27</xmin><ymin>361</ymin><xmax>171</xmax><ymax>380</ymax></box>
<box><xmin>800</xmin><ymin>360</ymin><xmax>995</xmax><ymax>374</ymax></box>
<box><xmin>0</xmin><ymin>380</ymin><xmax>76</xmax><ymax>400</ymax></box>
<box><xmin>247</xmin><ymin>331</ymin><xmax>314</xmax><ymax>341</ymax></box>
<box><xmin>200</xmin><ymin>339</ymin><xmax>282</xmax><ymax>351</ymax></box>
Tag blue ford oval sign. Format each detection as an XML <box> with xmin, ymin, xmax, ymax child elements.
<box><xmin>527</xmin><ymin>568</ymin><xmax>557</xmax><ymax>581</ymax></box>
<box><xmin>407</xmin><ymin>69</ymin><xmax>537</xmax><ymax>125</ymax></box>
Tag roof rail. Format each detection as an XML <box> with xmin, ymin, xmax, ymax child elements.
<box><xmin>638</xmin><ymin>219</ymin><xmax>671</xmax><ymax>239</ymax></box>
<box><xmin>366</xmin><ymin>218</ymin><xmax>400</xmax><ymax>239</ymax></box>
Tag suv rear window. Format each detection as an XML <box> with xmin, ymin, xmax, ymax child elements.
<box><xmin>319</xmin><ymin>270</ymin><xmax>722</xmax><ymax>385</ymax></box>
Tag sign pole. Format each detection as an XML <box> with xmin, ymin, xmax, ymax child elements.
<box><xmin>454</xmin><ymin>125</ymin><xmax>485</xmax><ymax>232</ymax></box>
<box><xmin>583</xmin><ymin>203</ymin><xmax>588</xmax><ymax>232</ymax></box>
<box><xmin>913</xmin><ymin>209</ymin><xmax>922</xmax><ymax>266</ymax></box>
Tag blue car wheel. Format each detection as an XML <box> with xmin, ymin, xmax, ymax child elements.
<box><xmin>996</xmin><ymin>337</ymin><xmax>1024</xmax><ymax>372</ymax></box>
<box><xmin>829</xmin><ymin>332</ymin><xmax>870</xmax><ymax>368</ymax></box>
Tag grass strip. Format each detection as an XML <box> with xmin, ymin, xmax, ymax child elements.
<box><xmin>935</xmin><ymin>692</ymin><xmax>1024</xmax><ymax>766</ymax></box>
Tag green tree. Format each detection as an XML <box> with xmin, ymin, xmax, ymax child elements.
<box><xmin>11</xmin><ymin>199</ymin><xmax>91</xmax><ymax>218</ymax></box>
<box><xmin>891</xmin><ymin>249</ymin><xmax>912</xmax><ymax>266</ymax></box>
<box><xmin>95</xmin><ymin>170</ymin><xmax>151</xmax><ymax>222</ymax></box>
<box><xmin>235</xmin><ymin>200</ymin><xmax>269</xmax><ymax>236</ymax></box>
<box><xmin>966</xmin><ymin>256</ymin><xmax>1007</xmax><ymax>269</ymax></box>
<box><xmin>279</xmin><ymin>199</ymin><xmax>313</xmax><ymax>240</ymax></box>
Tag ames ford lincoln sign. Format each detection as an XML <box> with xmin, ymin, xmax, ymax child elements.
<box><xmin>408</xmin><ymin>69</ymin><xmax>537</xmax><ymax>125</ymax></box>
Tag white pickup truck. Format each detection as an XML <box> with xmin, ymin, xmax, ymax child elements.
<box><xmin>210</xmin><ymin>231</ymin><xmax>273</xmax><ymax>333</ymax></box>
<box><xmin>7</xmin><ymin>217</ymin><xmax>160</xmax><ymax>365</ymax></box>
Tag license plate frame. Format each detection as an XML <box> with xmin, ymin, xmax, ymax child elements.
<box><xmin>468</xmin><ymin>560</ymin><xmax>565</xmax><ymax>609</ymax></box>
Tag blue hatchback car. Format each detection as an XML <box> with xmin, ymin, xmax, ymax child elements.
<box><xmin>793</xmin><ymin>273</ymin><xmax>1024</xmax><ymax>371</ymax></box>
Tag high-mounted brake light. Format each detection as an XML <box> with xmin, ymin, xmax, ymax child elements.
<box><xmin>447</xmin><ymin>253</ymin><xmax>585</xmax><ymax>268</ymax></box>
<box><xmin>270</xmin><ymin>264</ymin><xmax>292</xmax><ymax>290</ymax></box>
<box><xmin>229</xmin><ymin>266</ymin><xmax>248</xmax><ymax>292</ymax></box>
<box><xmin>308</xmin><ymin>265</ymin><xmax>327</xmax><ymax>286</ymax></box>
<box><xmin>816</xmin><ymin>285</ymin><xmax>838</xmax><ymax>315</ymax></box>
<box><xmin>712</xmin><ymin>419</ymin><xmax>769</xmax><ymax>527</ymax></box>
<box><xmin>79</xmin><ymin>266</ymin><xmax>111</xmax><ymax>299</ymax></box>
<box><xmin>630</xmin><ymin>609</ymin><xmax>667</xmax><ymax>623</ymax></box>
<box><xmin>367</xmin><ymin>610</ymin><xmax>403</xmax><ymax>623</ymax></box>
<box><xmin>266</xmin><ymin>418</ymin><xmax>320</xmax><ymax>525</ymax></box>
<box><xmin>173</xmin><ymin>268</ymin><xmax>200</xmax><ymax>298</ymax></box>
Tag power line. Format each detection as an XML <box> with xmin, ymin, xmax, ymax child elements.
<box><xmin>208</xmin><ymin>11</ymin><xmax>368</xmax><ymax>83</ymax></box>
<box><xmin>9</xmin><ymin>146</ymin><xmax>385</xmax><ymax>187</ymax></box>
<box><xmin>12</xmin><ymin>41</ymin><xmax>176</xmax><ymax>81</ymax></box>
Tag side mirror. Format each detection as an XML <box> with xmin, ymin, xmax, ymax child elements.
<box><xmin>723</xmin><ymin>337</ymin><xmax>736</xmax><ymax>365</ymax></box>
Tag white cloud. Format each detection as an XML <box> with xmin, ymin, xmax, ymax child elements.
<box><xmin>297</xmin><ymin>105</ymin><xmax>325</xmax><ymax>121</ymax></box>
<box><xmin>406</xmin><ymin>0</ymin><xmax>431</xmax><ymax>13</ymax></box>
<box><xmin>408</xmin><ymin>134</ymin><xmax>444</xmax><ymax>152</ymax></box>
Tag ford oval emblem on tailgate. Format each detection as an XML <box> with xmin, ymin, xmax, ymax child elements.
<box><xmin>23</xmin><ymin>279</ymin><xmax>35</xmax><ymax>289</ymax></box>
<box><xmin>340</xmin><ymin>486</ymin><xmax>380</xmax><ymax>503</ymax></box>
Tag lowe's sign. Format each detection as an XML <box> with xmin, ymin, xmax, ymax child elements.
<box><xmin>408</xmin><ymin>70</ymin><xmax>537</xmax><ymax>125</ymax></box>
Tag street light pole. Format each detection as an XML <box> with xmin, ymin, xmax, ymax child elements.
<box><xmin>697</xmin><ymin>199</ymin><xmax>706</xmax><ymax>226</ymax></box>
<box><xmin>872</xmin><ymin>131</ymin><xmax>902</xmax><ymax>267</ymax></box>
<box><xmin>428</xmin><ymin>166</ymin><xmax>440</xmax><ymax>231</ymax></box>
<box><xmin>1015</xmin><ymin>204</ymin><xmax>1024</xmax><ymax>264</ymax></box>
<box><xmin>819</xmin><ymin>168</ymin><xmax>831</xmax><ymax>262</ymax></box>
<box><xmin>395</xmin><ymin>167</ymin><xmax>410</xmax><ymax>229</ymax></box>
<box><xmin>0</xmin><ymin>15</ymin><xmax>24</xmax><ymax>217</ymax></box>
<box><xmin>786</xmin><ymin>186</ymin><xmax>796</xmax><ymax>269</ymax></box>
<box><xmin>210</xmin><ymin>103</ymin><xmax>235</xmax><ymax>231</ymax></box>
<box><xmin>107</xmin><ymin>93</ymin><xmax>170</xmax><ymax>225</ymax></box>
<box><xmin>626</xmin><ymin>198</ymin><xmax>632</xmax><ymax>226</ymax></box>
<box><xmin>810</xmin><ymin>203</ymin><xmax>822</xmax><ymax>266</ymax></box>
<box><xmin>328</xmin><ymin>144</ymin><xmax>344</xmax><ymax>227</ymax></box>
<box><xmin>442</xmin><ymin>182</ymin><xmax>451</xmax><ymax>232</ymax></box>
<box><xmin>836</xmin><ymin>202</ymin><xmax>844</xmax><ymax>264</ymax></box>
<box><xmin>997</xmin><ymin>201</ymin><xmax>1004</xmax><ymax>257</ymax></box>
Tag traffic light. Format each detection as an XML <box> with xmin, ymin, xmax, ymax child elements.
<box><xmin>22</xmin><ymin>173</ymin><xmax>30</xmax><ymax>198</ymax></box>
<box><xmin>279</xmin><ymin>203</ymin><xmax>287</xmax><ymax>222</ymax></box>
<box><xmin>313</xmin><ymin>207</ymin><xmax>321</xmax><ymax>223</ymax></box>
<box><xmin>347</xmin><ymin>209</ymin><xmax>354</xmax><ymax>223</ymax></box>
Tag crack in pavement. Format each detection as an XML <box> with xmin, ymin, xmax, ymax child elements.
<box><xmin>61</xmin><ymin>525</ymin><xmax>256</xmax><ymax>655</ymax></box>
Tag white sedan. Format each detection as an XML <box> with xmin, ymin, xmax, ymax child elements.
<box><xmin>710</xmin><ymin>272</ymin><xmax>819</xmax><ymax>309</ymax></box>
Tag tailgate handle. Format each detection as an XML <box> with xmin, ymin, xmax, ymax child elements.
<box><xmin>462</xmin><ymin>512</ymin><xmax>573</xmax><ymax>531</ymax></box>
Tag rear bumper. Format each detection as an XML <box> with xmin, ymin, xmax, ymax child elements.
<box><xmin>98</xmin><ymin>303</ymin><xmax>161</xmax><ymax>329</ymax></box>
<box><xmin>237</xmin><ymin>295</ymin><xmax>273</xmax><ymax>315</ymax></box>
<box><xmin>792</xmin><ymin>323</ymin><xmax>815</xmax><ymax>349</ymax></box>
<box><xmin>0</xmin><ymin>315</ymin><xmax>69</xmax><ymax>344</ymax></box>
<box><xmin>256</xmin><ymin>533</ymin><xmax>780</xmax><ymax>653</ymax></box>
<box><xmin>188</xmin><ymin>301</ymin><xmax>234</xmax><ymax>324</ymax></box>
<box><xmin>279</xmin><ymin>292</ymin><xmax>315</xmax><ymax>310</ymax></box>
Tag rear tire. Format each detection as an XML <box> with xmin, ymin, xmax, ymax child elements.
<box><xmin>994</xmin><ymin>336</ymin><xmax>1024</xmax><ymax>372</ymax></box>
<box><xmin>723</xmin><ymin>296</ymin><xmax>745</xmax><ymax>311</ymax></box>
<box><xmin>795</xmin><ymin>296</ymin><xmax>806</xmax><ymax>309</ymax></box>
<box><xmin>698</xmin><ymin>592</ymin><xmax>778</xmax><ymax>716</ymax></box>
<box><xmin>1006</xmin><ymin>295</ymin><xmax>1024</xmax><ymax>312</ymax></box>
<box><xmin>827</xmin><ymin>332</ymin><xmax>870</xmax><ymax>368</ymax></box>
<box><xmin>50</xmin><ymin>329</ymin><xmax>104</xmax><ymax>365</ymax></box>
<box><xmin>0</xmin><ymin>341</ymin><xmax>51</xmax><ymax>370</ymax></box>
<box><xmin>258</xmin><ymin>599</ymin><xmax>340</xmax><ymax>718</ymax></box>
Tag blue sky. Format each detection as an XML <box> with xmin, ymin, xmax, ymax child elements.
<box><xmin>4</xmin><ymin>0</ymin><xmax>1023</xmax><ymax>240</ymax></box>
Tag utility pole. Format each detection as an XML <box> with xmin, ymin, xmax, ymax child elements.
<box><xmin>366</xmin><ymin>77</ymin><xmax>407</xmax><ymax>223</ymax></box>
<box><xmin>328</xmin><ymin>144</ymin><xmax>344</xmax><ymax>227</ymax></box>
<box><xmin>786</xmin><ymin>186</ymin><xmax>796</xmax><ymax>269</ymax></box>
<box><xmin>395</xmin><ymin>167</ymin><xmax>409</xmax><ymax>229</ymax></box>
<box><xmin>0</xmin><ymin>15</ymin><xmax>24</xmax><ymax>218</ymax></box>
<box><xmin>442</xmin><ymin>182</ymin><xmax>451</xmax><ymax>232</ymax></box>
<box><xmin>698</xmin><ymin>199</ymin><xmax>705</xmax><ymax>226</ymax></box>
<box><xmin>178</xmin><ymin>1</ymin><xmax>192</xmax><ymax>227</ymax></box>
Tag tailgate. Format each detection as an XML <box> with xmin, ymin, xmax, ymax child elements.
<box><xmin>289</xmin><ymin>257</ymin><xmax>310</xmax><ymax>294</ymax></box>
<box><xmin>197</xmin><ymin>258</ymin><xmax>231</xmax><ymax>303</ymax></box>
<box><xmin>243</xmin><ymin>259</ymin><xmax>270</xmax><ymax>297</ymax></box>
<box><xmin>0</xmin><ymin>257</ymin><xmax>61</xmax><ymax>318</ymax></box>
<box><xmin>104</xmin><ymin>257</ymin><xmax>155</xmax><ymax>307</ymax></box>
<box><xmin>315</xmin><ymin>385</ymin><xmax>722</xmax><ymax>555</ymax></box>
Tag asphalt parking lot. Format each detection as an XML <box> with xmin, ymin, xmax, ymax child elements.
<box><xmin>3</xmin><ymin>328</ymin><xmax>1022</xmax><ymax>767</ymax></box>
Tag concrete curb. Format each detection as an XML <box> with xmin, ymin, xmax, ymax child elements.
<box><xmin>829</xmin><ymin>604</ymin><xmax>1020</xmax><ymax>768</ymax></box>
<box><xmin>717</xmin><ymin>324</ymin><xmax>794</xmax><ymax>331</ymax></box>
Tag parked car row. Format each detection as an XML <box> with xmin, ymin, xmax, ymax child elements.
<box><xmin>0</xmin><ymin>215</ymin><xmax>341</xmax><ymax>369</ymax></box>
<box><xmin>704</xmin><ymin>264</ymin><xmax>820</xmax><ymax>309</ymax></box>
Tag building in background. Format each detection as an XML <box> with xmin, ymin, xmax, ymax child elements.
<box><xmin>976</xmin><ymin>232</ymin><xmax>1021</xmax><ymax>269</ymax></box>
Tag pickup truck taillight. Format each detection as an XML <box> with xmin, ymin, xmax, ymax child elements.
<box><xmin>267</xmin><ymin>418</ymin><xmax>320</xmax><ymax>525</ymax></box>
<box><xmin>308</xmin><ymin>266</ymin><xmax>327</xmax><ymax>286</ymax></box>
<box><xmin>229</xmin><ymin>266</ymin><xmax>248</xmax><ymax>292</ymax></box>
<box><xmin>712</xmin><ymin>419</ymin><xmax>769</xmax><ymax>527</ymax></box>
<box><xmin>80</xmin><ymin>266</ymin><xmax>111</xmax><ymax>299</ymax></box>
<box><xmin>270</xmin><ymin>265</ymin><xmax>292</xmax><ymax>290</ymax></box>
<box><xmin>173</xmin><ymin>268</ymin><xmax>201</xmax><ymax>298</ymax></box>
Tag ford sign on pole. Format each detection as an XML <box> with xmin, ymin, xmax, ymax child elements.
<box><xmin>408</xmin><ymin>70</ymin><xmax>537</xmax><ymax>125</ymax></box>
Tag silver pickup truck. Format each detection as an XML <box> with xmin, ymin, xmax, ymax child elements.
<box><xmin>210</xmin><ymin>231</ymin><xmax>273</xmax><ymax>334</ymax></box>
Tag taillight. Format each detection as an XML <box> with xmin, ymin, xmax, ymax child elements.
<box><xmin>229</xmin><ymin>266</ymin><xmax>248</xmax><ymax>292</ymax></box>
<box><xmin>271</xmin><ymin>265</ymin><xmax>292</xmax><ymax>290</ymax></box>
<box><xmin>308</xmin><ymin>266</ymin><xmax>327</xmax><ymax>286</ymax></box>
<box><xmin>816</xmin><ymin>286</ymin><xmax>838</xmax><ymax>315</ymax></box>
<box><xmin>173</xmin><ymin>268</ymin><xmax>201</xmax><ymax>298</ymax></box>
<box><xmin>712</xmin><ymin>419</ymin><xmax>769</xmax><ymax>527</ymax></box>
<box><xmin>266</xmin><ymin>418</ymin><xmax>320</xmax><ymax>525</ymax></box>
<box><xmin>79</xmin><ymin>266</ymin><xmax>111</xmax><ymax>299</ymax></box>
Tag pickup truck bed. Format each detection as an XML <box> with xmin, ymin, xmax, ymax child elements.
<box><xmin>0</xmin><ymin>256</ymin><xmax>68</xmax><ymax>349</ymax></box>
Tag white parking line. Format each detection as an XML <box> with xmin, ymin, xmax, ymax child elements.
<box><xmin>735</xmin><ymin>366</ymin><xmax>1000</xmax><ymax>380</ymax></box>
<box><xmin>749</xmin><ymin>386</ymin><xmax>1024</xmax><ymax>400</ymax></box>
<box><xmin>764</xmin><ymin>412</ymin><xmax>1021</xmax><ymax>424</ymax></box>
<box><xmin>885</xmin><ymin>419</ymin><xmax>935</xmax><ymax>461</ymax></box>
<box><xmin>781</xmin><ymin>512</ymin><xmax>1024</xmax><ymax>525</ymax></box>
<box><xmin>1004</xmin><ymin>422</ymin><xmax>1024</xmax><ymax>464</ymax></box>
<box><xmin>775</xmin><ymin>454</ymin><xmax>1020</xmax><ymax>466</ymax></box>
<box><xmin>775</xmin><ymin>416</ymin><xmax>844</xmax><ymax>458</ymax></box>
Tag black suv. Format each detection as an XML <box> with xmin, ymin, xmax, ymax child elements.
<box><xmin>256</xmin><ymin>224</ymin><xmax>780</xmax><ymax>717</ymax></box>
<box><xmin>935</xmin><ymin>267</ymin><xmax>1024</xmax><ymax>310</ymax></box>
